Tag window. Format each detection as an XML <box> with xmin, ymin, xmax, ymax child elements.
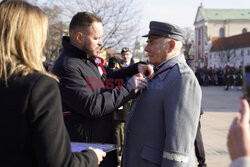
<box><xmin>242</xmin><ymin>28</ymin><xmax>247</xmax><ymax>34</ymax></box>
<box><xmin>198</xmin><ymin>28</ymin><xmax>201</xmax><ymax>40</ymax></box>
<box><xmin>219</xmin><ymin>28</ymin><xmax>225</xmax><ymax>37</ymax></box>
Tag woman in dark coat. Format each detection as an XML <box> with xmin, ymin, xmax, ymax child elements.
<box><xmin>0</xmin><ymin>1</ymin><xmax>105</xmax><ymax>167</ymax></box>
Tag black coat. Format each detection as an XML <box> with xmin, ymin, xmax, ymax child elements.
<box><xmin>0</xmin><ymin>72</ymin><xmax>98</xmax><ymax>167</ymax></box>
<box><xmin>53</xmin><ymin>36</ymin><xmax>138</xmax><ymax>167</ymax></box>
<box><xmin>105</xmin><ymin>64</ymin><xmax>134</xmax><ymax>122</ymax></box>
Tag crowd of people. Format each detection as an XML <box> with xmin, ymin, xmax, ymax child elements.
<box><xmin>195</xmin><ymin>67</ymin><xmax>243</xmax><ymax>90</ymax></box>
<box><xmin>1</xmin><ymin>1</ymin><xmax>250</xmax><ymax>167</ymax></box>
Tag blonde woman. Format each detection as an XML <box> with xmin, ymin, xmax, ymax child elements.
<box><xmin>0</xmin><ymin>1</ymin><xmax>105</xmax><ymax>167</ymax></box>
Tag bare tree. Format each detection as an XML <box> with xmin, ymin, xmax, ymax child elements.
<box><xmin>25</xmin><ymin>0</ymin><xmax>142</xmax><ymax>61</ymax></box>
<box><xmin>212</xmin><ymin>38</ymin><xmax>236</xmax><ymax>67</ymax></box>
<box><xmin>183</xmin><ymin>27</ymin><xmax>194</xmax><ymax>59</ymax></box>
<box><xmin>220</xmin><ymin>49</ymin><xmax>235</xmax><ymax>67</ymax></box>
<box><xmin>48</xmin><ymin>0</ymin><xmax>142</xmax><ymax>49</ymax></box>
<box><xmin>25</xmin><ymin>1</ymin><xmax>66</xmax><ymax>62</ymax></box>
<box><xmin>43</xmin><ymin>5</ymin><xmax>67</xmax><ymax>61</ymax></box>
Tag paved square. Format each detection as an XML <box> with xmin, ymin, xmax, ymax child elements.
<box><xmin>201</xmin><ymin>86</ymin><xmax>242</xmax><ymax>167</ymax></box>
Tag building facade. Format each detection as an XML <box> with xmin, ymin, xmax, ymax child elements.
<box><xmin>194</xmin><ymin>5</ymin><xmax>250</xmax><ymax>68</ymax></box>
<box><xmin>209</xmin><ymin>32</ymin><xmax>250</xmax><ymax>68</ymax></box>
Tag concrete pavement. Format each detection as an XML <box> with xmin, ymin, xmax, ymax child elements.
<box><xmin>200</xmin><ymin>86</ymin><xmax>242</xmax><ymax>167</ymax></box>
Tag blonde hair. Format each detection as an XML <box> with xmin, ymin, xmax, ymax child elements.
<box><xmin>0</xmin><ymin>0</ymin><xmax>57</xmax><ymax>85</ymax></box>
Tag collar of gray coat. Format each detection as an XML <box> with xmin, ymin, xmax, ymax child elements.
<box><xmin>156</xmin><ymin>54</ymin><xmax>186</xmax><ymax>80</ymax></box>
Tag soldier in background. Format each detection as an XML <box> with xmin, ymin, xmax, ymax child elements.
<box><xmin>121</xmin><ymin>47</ymin><xmax>134</xmax><ymax>67</ymax></box>
<box><xmin>106</xmin><ymin>50</ymin><xmax>135</xmax><ymax>165</ymax></box>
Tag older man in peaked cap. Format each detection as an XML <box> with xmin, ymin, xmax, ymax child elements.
<box><xmin>121</xmin><ymin>21</ymin><xmax>202</xmax><ymax>167</ymax></box>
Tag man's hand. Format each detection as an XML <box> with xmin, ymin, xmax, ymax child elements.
<box><xmin>138</xmin><ymin>64</ymin><xmax>154</xmax><ymax>79</ymax></box>
<box><xmin>227</xmin><ymin>97</ymin><xmax>250</xmax><ymax>160</ymax></box>
<box><xmin>127</xmin><ymin>73</ymin><xmax>148</xmax><ymax>90</ymax></box>
<box><xmin>88</xmin><ymin>147</ymin><xmax>106</xmax><ymax>165</ymax></box>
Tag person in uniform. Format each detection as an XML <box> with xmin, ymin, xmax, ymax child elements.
<box><xmin>122</xmin><ymin>21</ymin><xmax>202</xmax><ymax>167</ymax></box>
<box><xmin>121</xmin><ymin>47</ymin><xmax>134</xmax><ymax>67</ymax></box>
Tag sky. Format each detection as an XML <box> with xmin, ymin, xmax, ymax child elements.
<box><xmin>139</xmin><ymin>0</ymin><xmax>250</xmax><ymax>35</ymax></box>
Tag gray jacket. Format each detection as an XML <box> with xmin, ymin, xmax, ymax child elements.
<box><xmin>122</xmin><ymin>54</ymin><xmax>202</xmax><ymax>167</ymax></box>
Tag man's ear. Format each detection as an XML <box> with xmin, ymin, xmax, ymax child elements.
<box><xmin>168</xmin><ymin>40</ymin><xmax>176</xmax><ymax>53</ymax></box>
<box><xmin>75</xmin><ymin>32</ymin><xmax>84</xmax><ymax>44</ymax></box>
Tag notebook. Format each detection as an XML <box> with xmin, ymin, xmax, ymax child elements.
<box><xmin>71</xmin><ymin>142</ymin><xmax>119</xmax><ymax>153</ymax></box>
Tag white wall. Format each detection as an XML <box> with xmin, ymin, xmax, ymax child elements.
<box><xmin>209</xmin><ymin>47</ymin><xmax>250</xmax><ymax>68</ymax></box>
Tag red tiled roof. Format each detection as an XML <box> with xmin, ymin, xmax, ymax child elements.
<box><xmin>210</xmin><ymin>32</ymin><xmax>250</xmax><ymax>52</ymax></box>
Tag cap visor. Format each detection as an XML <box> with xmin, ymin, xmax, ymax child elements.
<box><xmin>142</xmin><ymin>34</ymin><xmax>149</xmax><ymax>37</ymax></box>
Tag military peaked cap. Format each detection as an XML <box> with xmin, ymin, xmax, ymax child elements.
<box><xmin>142</xmin><ymin>21</ymin><xmax>185</xmax><ymax>42</ymax></box>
